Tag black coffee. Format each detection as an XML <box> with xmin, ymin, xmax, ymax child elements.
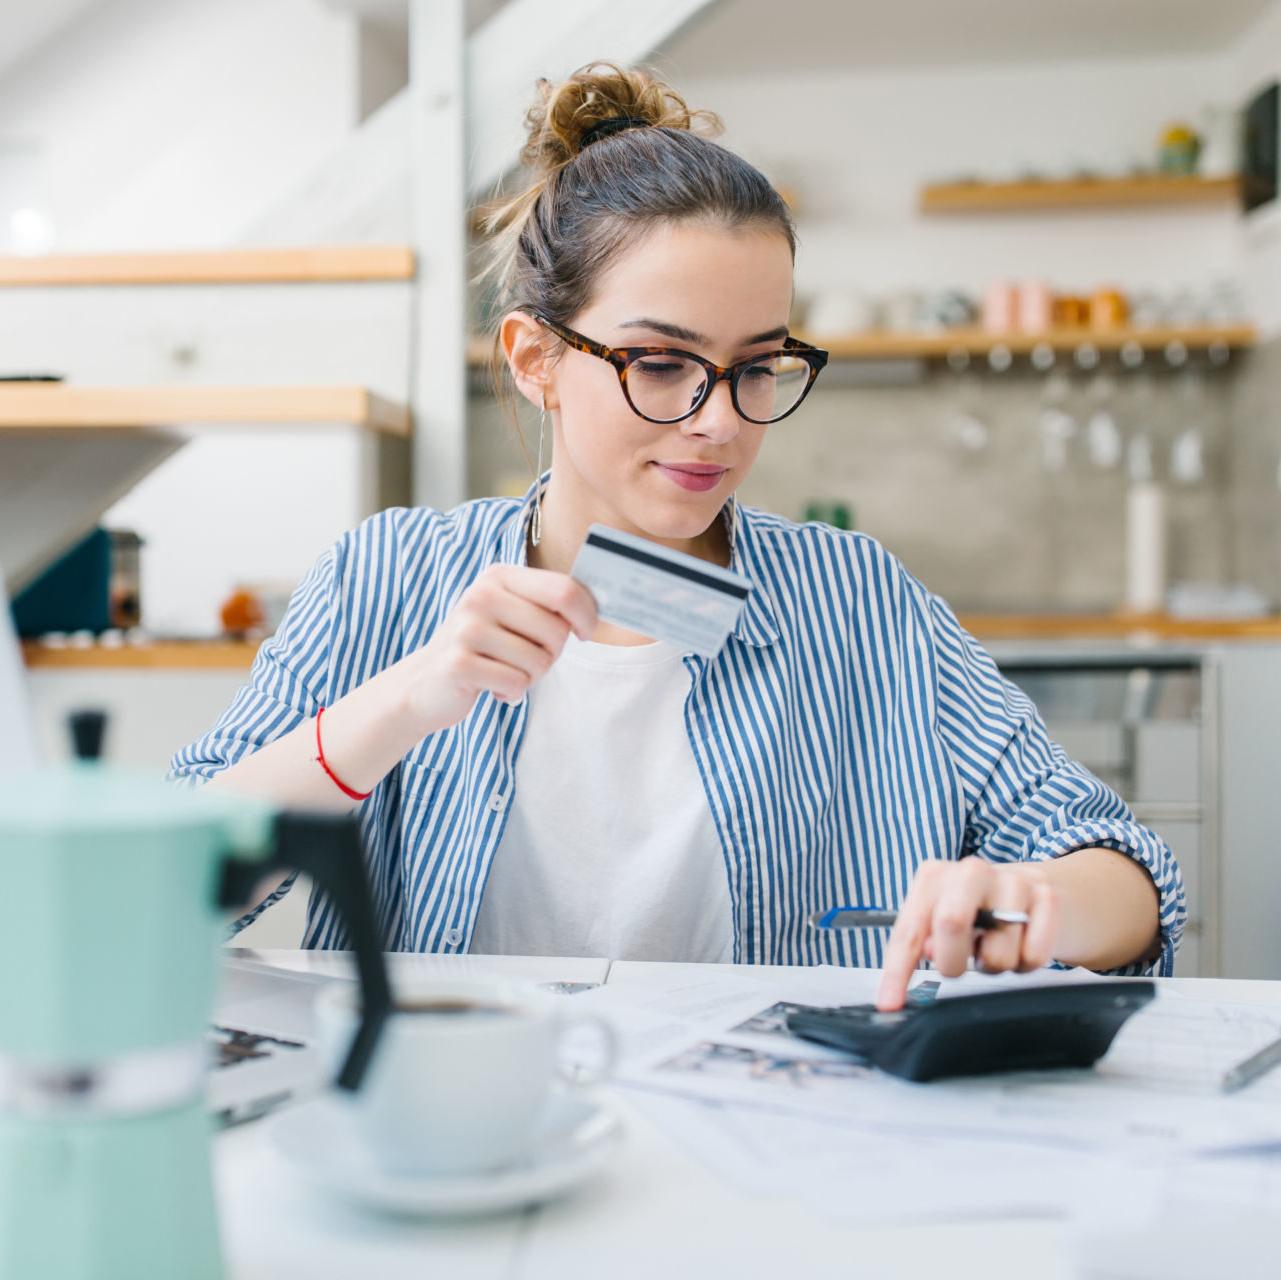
<box><xmin>396</xmin><ymin>999</ymin><xmax>513</xmax><ymax>1017</ymax></box>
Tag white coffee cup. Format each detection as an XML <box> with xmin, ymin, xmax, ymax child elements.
<box><xmin>314</xmin><ymin>977</ymin><xmax>616</xmax><ymax>1177</ymax></box>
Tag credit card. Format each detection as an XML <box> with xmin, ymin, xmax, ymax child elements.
<box><xmin>569</xmin><ymin>523</ymin><xmax>752</xmax><ymax>657</ymax></box>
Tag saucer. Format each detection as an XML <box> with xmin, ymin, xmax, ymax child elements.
<box><xmin>264</xmin><ymin>1091</ymin><xmax>623</xmax><ymax>1216</ymax></box>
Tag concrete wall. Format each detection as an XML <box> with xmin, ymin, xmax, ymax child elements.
<box><xmin>1227</xmin><ymin>337</ymin><xmax>1281</xmax><ymax>602</ymax></box>
<box><xmin>468</xmin><ymin>365</ymin><xmax>1239</xmax><ymax>613</ymax></box>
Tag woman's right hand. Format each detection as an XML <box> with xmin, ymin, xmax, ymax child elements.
<box><xmin>398</xmin><ymin>565</ymin><xmax>599</xmax><ymax>734</ymax></box>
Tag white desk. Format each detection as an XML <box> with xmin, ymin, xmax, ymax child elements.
<box><xmin>215</xmin><ymin>959</ymin><xmax>1281</xmax><ymax>1280</ymax></box>
<box><xmin>230</xmin><ymin>946</ymin><xmax>611</xmax><ymax>988</ymax></box>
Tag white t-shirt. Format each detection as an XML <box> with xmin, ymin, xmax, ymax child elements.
<box><xmin>470</xmin><ymin>633</ymin><xmax>734</xmax><ymax>962</ymax></box>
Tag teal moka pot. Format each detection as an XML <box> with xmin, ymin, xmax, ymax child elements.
<box><xmin>0</xmin><ymin>717</ymin><xmax>391</xmax><ymax>1280</ymax></box>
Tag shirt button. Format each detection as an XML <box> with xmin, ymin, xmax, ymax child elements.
<box><xmin>488</xmin><ymin>791</ymin><xmax>508</xmax><ymax>812</ymax></box>
<box><xmin>445</xmin><ymin>927</ymin><xmax>463</xmax><ymax>946</ymax></box>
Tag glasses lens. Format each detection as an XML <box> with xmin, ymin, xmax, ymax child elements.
<box><xmin>625</xmin><ymin>353</ymin><xmax>709</xmax><ymax>422</ymax></box>
<box><xmin>735</xmin><ymin>353</ymin><xmax>811</xmax><ymax>423</ymax></box>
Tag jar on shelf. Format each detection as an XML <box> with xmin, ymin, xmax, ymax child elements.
<box><xmin>1018</xmin><ymin>281</ymin><xmax>1054</xmax><ymax>333</ymax></box>
<box><xmin>982</xmin><ymin>281</ymin><xmax>1018</xmax><ymax>333</ymax></box>
<box><xmin>1053</xmin><ymin>295</ymin><xmax>1091</xmax><ymax>328</ymax></box>
<box><xmin>1090</xmin><ymin>288</ymin><xmax>1129</xmax><ymax>331</ymax></box>
<box><xmin>1157</xmin><ymin>122</ymin><xmax>1201</xmax><ymax>176</ymax></box>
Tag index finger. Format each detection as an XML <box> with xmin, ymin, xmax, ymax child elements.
<box><xmin>501</xmin><ymin>566</ymin><xmax>598</xmax><ymax>640</ymax></box>
<box><xmin>875</xmin><ymin>865</ymin><xmax>944</xmax><ymax>1012</ymax></box>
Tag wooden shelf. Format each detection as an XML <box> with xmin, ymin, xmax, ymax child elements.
<box><xmin>0</xmin><ymin>385</ymin><xmax>411</xmax><ymax>435</ymax></box>
<box><xmin>920</xmin><ymin>175</ymin><xmax>1241</xmax><ymax>215</ymax></box>
<box><xmin>21</xmin><ymin>615</ymin><xmax>1281</xmax><ymax>669</ymax></box>
<box><xmin>801</xmin><ymin>324</ymin><xmax>1255</xmax><ymax>361</ymax></box>
<box><xmin>958</xmin><ymin>613</ymin><xmax>1281</xmax><ymax>642</ymax></box>
<box><xmin>0</xmin><ymin>245</ymin><xmax>415</xmax><ymax>287</ymax></box>
<box><xmin>22</xmin><ymin>640</ymin><xmax>258</xmax><ymax>670</ymax></box>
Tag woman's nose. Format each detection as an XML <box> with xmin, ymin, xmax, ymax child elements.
<box><xmin>683</xmin><ymin>377</ymin><xmax>741</xmax><ymax>442</ymax></box>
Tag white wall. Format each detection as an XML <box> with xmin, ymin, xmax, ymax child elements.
<box><xmin>0</xmin><ymin>0</ymin><xmax>358</xmax><ymax>250</ymax></box>
<box><xmin>105</xmin><ymin>429</ymin><xmax>374</xmax><ymax>636</ymax></box>
<box><xmin>673</xmin><ymin>53</ymin><xmax>1240</xmax><ymax>302</ymax></box>
<box><xmin>0</xmin><ymin>0</ymin><xmax>375</xmax><ymax>636</ymax></box>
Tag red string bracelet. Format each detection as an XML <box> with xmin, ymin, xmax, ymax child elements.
<box><xmin>314</xmin><ymin>706</ymin><xmax>372</xmax><ymax>801</ymax></box>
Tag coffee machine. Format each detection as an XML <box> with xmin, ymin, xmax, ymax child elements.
<box><xmin>0</xmin><ymin>720</ymin><xmax>390</xmax><ymax>1279</ymax></box>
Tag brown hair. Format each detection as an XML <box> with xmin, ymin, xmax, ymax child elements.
<box><xmin>479</xmin><ymin>62</ymin><xmax>796</xmax><ymax>405</ymax></box>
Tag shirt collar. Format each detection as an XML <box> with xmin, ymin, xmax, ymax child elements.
<box><xmin>496</xmin><ymin>475</ymin><xmax>781</xmax><ymax>649</ymax></box>
<box><xmin>723</xmin><ymin>497</ymin><xmax>781</xmax><ymax>648</ymax></box>
<box><xmin>497</xmin><ymin>478</ymin><xmax>536</xmax><ymax>569</ymax></box>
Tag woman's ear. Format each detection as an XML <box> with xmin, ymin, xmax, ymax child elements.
<box><xmin>500</xmin><ymin>311</ymin><xmax>556</xmax><ymax>409</ymax></box>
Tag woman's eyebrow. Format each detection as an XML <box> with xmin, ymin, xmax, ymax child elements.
<box><xmin>617</xmin><ymin>317</ymin><xmax>790</xmax><ymax>346</ymax></box>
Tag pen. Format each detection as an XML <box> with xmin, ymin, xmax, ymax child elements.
<box><xmin>809</xmin><ymin>907</ymin><xmax>1031</xmax><ymax>930</ymax></box>
<box><xmin>1220</xmin><ymin>1031</ymin><xmax>1281</xmax><ymax>1094</ymax></box>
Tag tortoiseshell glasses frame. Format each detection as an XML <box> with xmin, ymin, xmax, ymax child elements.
<box><xmin>527</xmin><ymin>312</ymin><xmax>829</xmax><ymax>426</ymax></box>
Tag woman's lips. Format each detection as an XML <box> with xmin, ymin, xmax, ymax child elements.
<box><xmin>652</xmin><ymin>463</ymin><xmax>728</xmax><ymax>492</ymax></box>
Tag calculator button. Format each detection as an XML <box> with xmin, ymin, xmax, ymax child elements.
<box><xmin>867</xmin><ymin>1011</ymin><xmax>911</xmax><ymax>1026</ymax></box>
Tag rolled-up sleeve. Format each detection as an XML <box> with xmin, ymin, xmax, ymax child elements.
<box><xmin>925</xmin><ymin>591</ymin><xmax>1186</xmax><ymax>976</ymax></box>
<box><xmin>167</xmin><ymin>543</ymin><xmax>339</xmax><ymax>930</ymax></box>
<box><xmin>168</xmin><ymin>546</ymin><xmax>337</xmax><ymax>788</ymax></box>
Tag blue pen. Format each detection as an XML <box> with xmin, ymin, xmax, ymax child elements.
<box><xmin>809</xmin><ymin>906</ymin><xmax>1030</xmax><ymax>930</ymax></box>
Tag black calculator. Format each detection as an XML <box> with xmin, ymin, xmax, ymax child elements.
<box><xmin>785</xmin><ymin>981</ymin><xmax>1155</xmax><ymax>1083</ymax></box>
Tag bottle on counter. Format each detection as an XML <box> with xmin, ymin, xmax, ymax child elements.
<box><xmin>1124</xmin><ymin>481</ymin><xmax>1167</xmax><ymax>614</ymax></box>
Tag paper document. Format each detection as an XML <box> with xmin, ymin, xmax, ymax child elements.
<box><xmin>627</xmin><ymin>1091</ymin><xmax>1151</xmax><ymax>1228</ymax></box>
<box><xmin>579</xmin><ymin>968</ymin><xmax>1281</xmax><ymax>1156</ymax></box>
<box><xmin>576</xmin><ymin>967</ymin><xmax>1281</xmax><ymax>1242</ymax></box>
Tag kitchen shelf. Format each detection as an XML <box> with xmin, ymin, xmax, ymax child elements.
<box><xmin>0</xmin><ymin>245</ymin><xmax>416</xmax><ymax>287</ymax></box>
<box><xmin>22</xmin><ymin>614</ymin><xmax>1281</xmax><ymax>669</ymax></box>
<box><xmin>920</xmin><ymin>175</ymin><xmax>1241</xmax><ymax>215</ymax></box>
<box><xmin>956</xmin><ymin>613</ymin><xmax>1281</xmax><ymax>641</ymax></box>
<box><xmin>802</xmin><ymin>324</ymin><xmax>1255</xmax><ymax>361</ymax></box>
<box><xmin>22</xmin><ymin>640</ymin><xmax>259</xmax><ymax>670</ymax></box>
<box><xmin>0</xmin><ymin>385</ymin><xmax>411</xmax><ymax>435</ymax></box>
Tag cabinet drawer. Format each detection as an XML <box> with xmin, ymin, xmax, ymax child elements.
<box><xmin>1133</xmin><ymin>815</ymin><xmax>1201</xmax><ymax>918</ymax></box>
<box><xmin>1133</xmin><ymin>722</ymin><xmax>1200</xmax><ymax>804</ymax></box>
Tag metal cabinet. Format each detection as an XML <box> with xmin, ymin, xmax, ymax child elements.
<box><xmin>996</xmin><ymin>651</ymin><xmax>1207</xmax><ymax>975</ymax></box>
<box><xmin>992</xmin><ymin>643</ymin><xmax>1281</xmax><ymax>979</ymax></box>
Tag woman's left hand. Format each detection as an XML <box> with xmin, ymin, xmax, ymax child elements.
<box><xmin>875</xmin><ymin>859</ymin><xmax>1059</xmax><ymax>1011</ymax></box>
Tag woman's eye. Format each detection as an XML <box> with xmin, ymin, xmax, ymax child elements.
<box><xmin>743</xmin><ymin>364</ymin><xmax>777</xmax><ymax>380</ymax></box>
<box><xmin>634</xmin><ymin>359</ymin><xmax>686</xmax><ymax>378</ymax></box>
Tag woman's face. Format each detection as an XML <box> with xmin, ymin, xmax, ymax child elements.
<box><xmin>537</xmin><ymin>220</ymin><xmax>795</xmax><ymax>547</ymax></box>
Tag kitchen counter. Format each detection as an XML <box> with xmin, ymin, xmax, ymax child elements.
<box><xmin>22</xmin><ymin>638</ymin><xmax>258</xmax><ymax>669</ymax></box>
<box><xmin>21</xmin><ymin>614</ymin><xmax>1281</xmax><ymax>669</ymax></box>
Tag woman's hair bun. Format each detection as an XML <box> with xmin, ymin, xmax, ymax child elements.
<box><xmin>520</xmin><ymin>61</ymin><xmax>721</xmax><ymax>174</ymax></box>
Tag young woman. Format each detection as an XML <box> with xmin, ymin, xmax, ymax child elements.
<box><xmin>172</xmin><ymin>64</ymin><xmax>1184</xmax><ymax>1010</ymax></box>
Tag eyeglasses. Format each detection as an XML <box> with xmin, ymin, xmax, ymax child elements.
<box><xmin>528</xmin><ymin>312</ymin><xmax>828</xmax><ymax>426</ymax></box>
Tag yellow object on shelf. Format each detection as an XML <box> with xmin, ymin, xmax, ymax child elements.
<box><xmin>919</xmin><ymin>174</ymin><xmax>1237</xmax><ymax>214</ymax></box>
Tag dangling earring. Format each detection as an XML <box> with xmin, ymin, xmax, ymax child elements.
<box><xmin>530</xmin><ymin>392</ymin><xmax>547</xmax><ymax>548</ymax></box>
<box><xmin>726</xmin><ymin>492</ymin><xmax>738</xmax><ymax>564</ymax></box>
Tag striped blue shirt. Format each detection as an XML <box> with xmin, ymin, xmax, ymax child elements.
<box><xmin>170</xmin><ymin>488</ymin><xmax>1185</xmax><ymax>974</ymax></box>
